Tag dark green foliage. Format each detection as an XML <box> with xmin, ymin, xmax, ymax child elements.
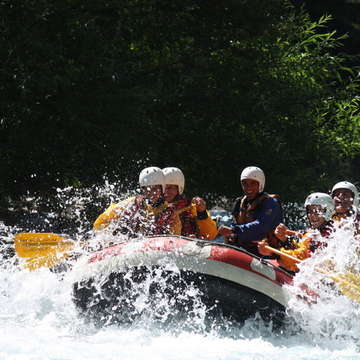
<box><xmin>0</xmin><ymin>0</ymin><xmax>359</xmax><ymax>208</ymax></box>
<box><xmin>295</xmin><ymin>0</ymin><xmax>360</xmax><ymax>57</ymax></box>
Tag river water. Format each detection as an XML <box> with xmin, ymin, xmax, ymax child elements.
<box><xmin>1</xmin><ymin>184</ymin><xmax>360</xmax><ymax>360</ymax></box>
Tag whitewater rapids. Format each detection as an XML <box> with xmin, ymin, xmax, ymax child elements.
<box><xmin>1</xmin><ymin>184</ymin><xmax>360</xmax><ymax>359</ymax></box>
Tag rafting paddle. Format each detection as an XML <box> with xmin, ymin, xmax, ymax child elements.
<box><xmin>265</xmin><ymin>244</ymin><xmax>360</xmax><ymax>304</ymax></box>
<box><xmin>330</xmin><ymin>272</ymin><xmax>360</xmax><ymax>303</ymax></box>
<box><xmin>14</xmin><ymin>232</ymin><xmax>75</xmax><ymax>270</ymax></box>
<box><xmin>264</xmin><ymin>245</ymin><xmax>301</xmax><ymax>264</ymax></box>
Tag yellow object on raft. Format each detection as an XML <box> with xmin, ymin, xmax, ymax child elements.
<box><xmin>14</xmin><ymin>233</ymin><xmax>75</xmax><ymax>271</ymax></box>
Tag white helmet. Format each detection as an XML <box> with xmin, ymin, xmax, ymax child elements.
<box><xmin>331</xmin><ymin>181</ymin><xmax>359</xmax><ymax>208</ymax></box>
<box><xmin>139</xmin><ymin>167</ymin><xmax>165</xmax><ymax>191</ymax></box>
<box><xmin>305</xmin><ymin>192</ymin><xmax>334</xmax><ymax>221</ymax></box>
<box><xmin>162</xmin><ymin>167</ymin><xmax>185</xmax><ymax>194</ymax></box>
<box><xmin>240</xmin><ymin>166</ymin><xmax>265</xmax><ymax>192</ymax></box>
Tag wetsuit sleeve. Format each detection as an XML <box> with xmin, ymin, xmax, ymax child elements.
<box><xmin>196</xmin><ymin>211</ymin><xmax>218</xmax><ymax>240</ymax></box>
<box><xmin>231</xmin><ymin>198</ymin><xmax>282</xmax><ymax>243</ymax></box>
<box><xmin>93</xmin><ymin>203</ymin><xmax>120</xmax><ymax>230</ymax></box>
<box><xmin>93</xmin><ymin>197</ymin><xmax>135</xmax><ymax>230</ymax></box>
<box><xmin>180</xmin><ymin>204</ymin><xmax>218</xmax><ymax>240</ymax></box>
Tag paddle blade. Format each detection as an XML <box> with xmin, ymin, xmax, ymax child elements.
<box><xmin>331</xmin><ymin>273</ymin><xmax>360</xmax><ymax>304</ymax></box>
<box><xmin>14</xmin><ymin>233</ymin><xmax>75</xmax><ymax>258</ymax></box>
<box><xmin>23</xmin><ymin>253</ymin><xmax>70</xmax><ymax>271</ymax></box>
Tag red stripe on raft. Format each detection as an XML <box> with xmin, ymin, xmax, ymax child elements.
<box><xmin>208</xmin><ymin>246</ymin><xmax>292</xmax><ymax>285</ymax></box>
<box><xmin>87</xmin><ymin>236</ymin><xmax>293</xmax><ymax>286</ymax></box>
<box><xmin>88</xmin><ymin>236</ymin><xmax>188</xmax><ymax>263</ymax></box>
<box><xmin>208</xmin><ymin>246</ymin><xmax>253</xmax><ymax>272</ymax></box>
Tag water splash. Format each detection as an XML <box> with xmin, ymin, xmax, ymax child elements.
<box><xmin>1</xmin><ymin>182</ymin><xmax>360</xmax><ymax>358</ymax></box>
<box><xmin>68</xmin><ymin>241</ymin><xmax>225</xmax><ymax>333</ymax></box>
<box><xmin>285</xmin><ymin>219</ymin><xmax>360</xmax><ymax>348</ymax></box>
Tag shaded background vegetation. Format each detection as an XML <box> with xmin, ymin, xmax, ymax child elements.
<box><xmin>1</xmin><ymin>0</ymin><xmax>359</xmax><ymax>223</ymax></box>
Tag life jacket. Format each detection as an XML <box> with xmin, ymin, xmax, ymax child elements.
<box><xmin>167</xmin><ymin>195</ymin><xmax>218</xmax><ymax>240</ymax></box>
<box><xmin>233</xmin><ymin>192</ymin><xmax>282</xmax><ymax>248</ymax></box>
<box><xmin>139</xmin><ymin>197</ymin><xmax>173</xmax><ymax>235</ymax></box>
<box><xmin>279</xmin><ymin>221</ymin><xmax>333</xmax><ymax>272</ymax></box>
<box><xmin>93</xmin><ymin>195</ymin><xmax>173</xmax><ymax>236</ymax></box>
<box><xmin>168</xmin><ymin>195</ymin><xmax>198</xmax><ymax>237</ymax></box>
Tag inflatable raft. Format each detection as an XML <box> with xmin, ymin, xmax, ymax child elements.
<box><xmin>72</xmin><ymin>235</ymin><xmax>293</xmax><ymax>326</ymax></box>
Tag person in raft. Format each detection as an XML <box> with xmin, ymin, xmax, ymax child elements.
<box><xmin>93</xmin><ymin>166</ymin><xmax>177</xmax><ymax>237</ymax></box>
<box><xmin>217</xmin><ymin>166</ymin><xmax>283</xmax><ymax>256</ymax></box>
<box><xmin>258</xmin><ymin>192</ymin><xmax>335</xmax><ymax>272</ymax></box>
<box><xmin>331</xmin><ymin>181</ymin><xmax>360</xmax><ymax>235</ymax></box>
<box><xmin>162</xmin><ymin>167</ymin><xmax>217</xmax><ymax>240</ymax></box>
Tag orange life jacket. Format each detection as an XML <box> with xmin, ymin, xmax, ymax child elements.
<box><xmin>279</xmin><ymin>222</ymin><xmax>333</xmax><ymax>272</ymax></box>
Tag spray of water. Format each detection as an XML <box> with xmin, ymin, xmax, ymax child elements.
<box><xmin>1</xmin><ymin>180</ymin><xmax>360</xmax><ymax>356</ymax></box>
<box><xmin>285</xmin><ymin>219</ymin><xmax>360</xmax><ymax>347</ymax></box>
<box><xmin>66</xmin><ymin>232</ymin><xmax>231</xmax><ymax>334</ymax></box>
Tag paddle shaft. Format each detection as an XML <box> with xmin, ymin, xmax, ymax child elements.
<box><xmin>265</xmin><ymin>244</ymin><xmax>360</xmax><ymax>304</ymax></box>
<box><xmin>264</xmin><ymin>245</ymin><xmax>302</xmax><ymax>264</ymax></box>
